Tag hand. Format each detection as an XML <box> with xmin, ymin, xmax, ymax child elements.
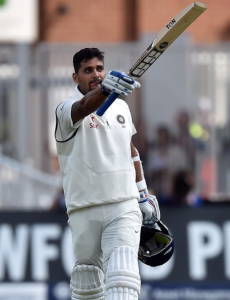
<box><xmin>138</xmin><ymin>192</ymin><xmax>161</xmax><ymax>225</ymax></box>
<box><xmin>101</xmin><ymin>70</ymin><xmax>141</xmax><ymax>96</ymax></box>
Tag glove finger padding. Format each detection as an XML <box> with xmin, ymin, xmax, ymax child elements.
<box><xmin>138</xmin><ymin>195</ymin><xmax>161</xmax><ymax>225</ymax></box>
<box><xmin>102</xmin><ymin>70</ymin><xmax>141</xmax><ymax>96</ymax></box>
<box><xmin>102</xmin><ymin>78</ymin><xmax>132</xmax><ymax>95</ymax></box>
<box><xmin>107</xmin><ymin>74</ymin><xmax>138</xmax><ymax>90</ymax></box>
<box><xmin>148</xmin><ymin>195</ymin><xmax>161</xmax><ymax>220</ymax></box>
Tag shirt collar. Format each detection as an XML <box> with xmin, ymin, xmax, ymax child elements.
<box><xmin>74</xmin><ymin>85</ymin><xmax>84</xmax><ymax>97</ymax></box>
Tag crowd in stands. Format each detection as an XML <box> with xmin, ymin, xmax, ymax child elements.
<box><xmin>145</xmin><ymin>110</ymin><xmax>208</xmax><ymax>207</ymax></box>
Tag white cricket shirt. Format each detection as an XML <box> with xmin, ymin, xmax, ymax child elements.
<box><xmin>55</xmin><ymin>87</ymin><xmax>139</xmax><ymax>214</ymax></box>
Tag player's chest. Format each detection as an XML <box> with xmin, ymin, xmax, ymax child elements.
<box><xmin>85</xmin><ymin>112</ymin><xmax>129</xmax><ymax>131</ymax></box>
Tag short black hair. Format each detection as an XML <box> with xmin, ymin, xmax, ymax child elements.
<box><xmin>73</xmin><ymin>48</ymin><xmax>104</xmax><ymax>73</ymax></box>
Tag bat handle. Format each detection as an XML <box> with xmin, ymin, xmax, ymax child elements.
<box><xmin>96</xmin><ymin>92</ymin><xmax>119</xmax><ymax>116</ymax></box>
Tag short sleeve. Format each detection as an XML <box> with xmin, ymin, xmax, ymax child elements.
<box><xmin>131</xmin><ymin>123</ymin><xmax>137</xmax><ymax>136</ymax></box>
<box><xmin>122</xmin><ymin>101</ymin><xmax>137</xmax><ymax>136</ymax></box>
<box><xmin>55</xmin><ymin>99</ymin><xmax>82</xmax><ymax>142</ymax></box>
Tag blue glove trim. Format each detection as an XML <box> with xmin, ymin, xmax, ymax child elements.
<box><xmin>110</xmin><ymin>71</ymin><xmax>135</xmax><ymax>84</ymax></box>
<box><xmin>138</xmin><ymin>199</ymin><xmax>148</xmax><ymax>204</ymax></box>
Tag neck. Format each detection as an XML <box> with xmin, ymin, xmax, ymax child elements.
<box><xmin>77</xmin><ymin>85</ymin><xmax>86</xmax><ymax>95</ymax></box>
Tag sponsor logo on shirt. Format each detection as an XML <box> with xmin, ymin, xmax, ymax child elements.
<box><xmin>89</xmin><ymin>115</ymin><xmax>99</xmax><ymax>128</ymax></box>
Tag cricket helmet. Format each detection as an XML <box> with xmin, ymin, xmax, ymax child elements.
<box><xmin>138</xmin><ymin>219</ymin><xmax>174</xmax><ymax>267</ymax></box>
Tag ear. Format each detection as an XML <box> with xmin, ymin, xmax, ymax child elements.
<box><xmin>72</xmin><ymin>73</ymin><xmax>78</xmax><ymax>84</ymax></box>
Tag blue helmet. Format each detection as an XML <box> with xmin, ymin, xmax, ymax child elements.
<box><xmin>138</xmin><ymin>219</ymin><xmax>174</xmax><ymax>267</ymax></box>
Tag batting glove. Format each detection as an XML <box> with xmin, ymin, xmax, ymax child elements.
<box><xmin>138</xmin><ymin>191</ymin><xmax>161</xmax><ymax>225</ymax></box>
<box><xmin>101</xmin><ymin>70</ymin><xmax>141</xmax><ymax>96</ymax></box>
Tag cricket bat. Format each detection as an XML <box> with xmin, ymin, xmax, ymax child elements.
<box><xmin>96</xmin><ymin>2</ymin><xmax>207</xmax><ymax>116</ymax></box>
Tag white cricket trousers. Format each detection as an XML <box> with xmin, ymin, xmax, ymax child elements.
<box><xmin>68</xmin><ymin>199</ymin><xmax>142</xmax><ymax>300</ymax></box>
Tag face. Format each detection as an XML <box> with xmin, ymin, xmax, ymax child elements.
<box><xmin>72</xmin><ymin>57</ymin><xmax>105</xmax><ymax>94</ymax></box>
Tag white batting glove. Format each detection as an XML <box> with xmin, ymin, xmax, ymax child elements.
<box><xmin>101</xmin><ymin>70</ymin><xmax>141</xmax><ymax>96</ymax></box>
<box><xmin>138</xmin><ymin>191</ymin><xmax>161</xmax><ymax>225</ymax></box>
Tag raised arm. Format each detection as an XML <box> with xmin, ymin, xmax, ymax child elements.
<box><xmin>71</xmin><ymin>86</ymin><xmax>107</xmax><ymax>123</ymax></box>
<box><xmin>71</xmin><ymin>71</ymin><xmax>141</xmax><ymax>124</ymax></box>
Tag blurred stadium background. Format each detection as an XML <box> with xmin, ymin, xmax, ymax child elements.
<box><xmin>0</xmin><ymin>0</ymin><xmax>230</xmax><ymax>299</ymax></box>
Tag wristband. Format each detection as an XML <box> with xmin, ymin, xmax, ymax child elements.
<box><xmin>132</xmin><ymin>154</ymin><xmax>140</xmax><ymax>162</ymax></box>
<box><xmin>137</xmin><ymin>179</ymin><xmax>148</xmax><ymax>192</ymax></box>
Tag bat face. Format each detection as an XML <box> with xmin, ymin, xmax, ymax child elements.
<box><xmin>129</xmin><ymin>41</ymin><xmax>168</xmax><ymax>78</ymax></box>
<box><xmin>129</xmin><ymin>2</ymin><xmax>207</xmax><ymax>78</ymax></box>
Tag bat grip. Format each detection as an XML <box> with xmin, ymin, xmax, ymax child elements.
<box><xmin>96</xmin><ymin>92</ymin><xmax>119</xmax><ymax>116</ymax></box>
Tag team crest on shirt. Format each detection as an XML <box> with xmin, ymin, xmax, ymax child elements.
<box><xmin>116</xmin><ymin>114</ymin><xmax>126</xmax><ymax>128</ymax></box>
